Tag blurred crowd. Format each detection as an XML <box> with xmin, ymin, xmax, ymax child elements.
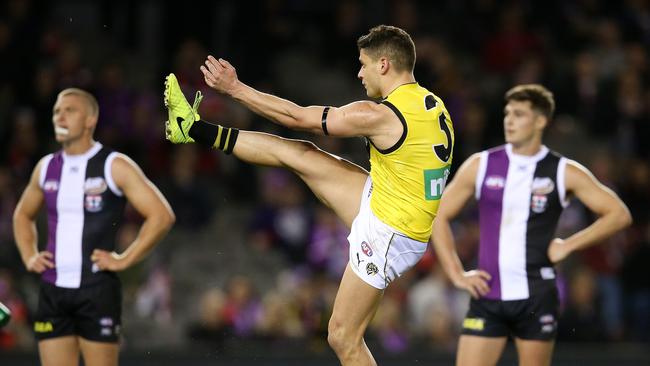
<box><xmin>0</xmin><ymin>0</ymin><xmax>649</xmax><ymax>355</ymax></box>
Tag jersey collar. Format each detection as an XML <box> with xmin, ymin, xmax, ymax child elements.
<box><xmin>505</xmin><ymin>143</ymin><xmax>548</xmax><ymax>165</ymax></box>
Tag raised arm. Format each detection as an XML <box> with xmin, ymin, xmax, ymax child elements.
<box><xmin>431</xmin><ymin>153</ymin><xmax>491</xmax><ymax>299</ymax></box>
<box><xmin>90</xmin><ymin>155</ymin><xmax>175</xmax><ymax>271</ymax></box>
<box><xmin>547</xmin><ymin>160</ymin><xmax>632</xmax><ymax>263</ymax></box>
<box><xmin>13</xmin><ymin>158</ymin><xmax>54</xmax><ymax>273</ymax></box>
<box><xmin>200</xmin><ymin>56</ymin><xmax>395</xmax><ymax>140</ymax></box>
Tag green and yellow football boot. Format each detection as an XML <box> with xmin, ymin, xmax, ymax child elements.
<box><xmin>164</xmin><ymin>73</ymin><xmax>203</xmax><ymax>143</ymax></box>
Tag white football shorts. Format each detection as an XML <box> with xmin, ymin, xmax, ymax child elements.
<box><xmin>347</xmin><ymin>177</ymin><xmax>428</xmax><ymax>290</ymax></box>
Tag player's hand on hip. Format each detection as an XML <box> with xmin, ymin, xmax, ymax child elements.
<box><xmin>26</xmin><ymin>251</ymin><xmax>54</xmax><ymax>273</ymax></box>
<box><xmin>455</xmin><ymin>270</ymin><xmax>491</xmax><ymax>299</ymax></box>
<box><xmin>200</xmin><ymin>55</ymin><xmax>239</xmax><ymax>95</ymax></box>
<box><xmin>91</xmin><ymin>249</ymin><xmax>126</xmax><ymax>272</ymax></box>
<box><xmin>548</xmin><ymin>238</ymin><xmax>571</xmax><ymax>264</ymax></box>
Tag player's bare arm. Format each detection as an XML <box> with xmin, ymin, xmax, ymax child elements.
<box><xmin>431</xmin><ymin>153</ymin><xmax>491</xmax><ymax>299</ymax></box>
<box><xmin>200</xmin><ymin>56</ymin><xmax>401</xmax><ymax>144</ymax></box>
<box><xmin>13</xmin><ymin>158</ymin><xmax>54</xmax><ymax>273</ymax></box>
<box><xmin>90</xmin><ymin>155</ymin><xmax>175</xmax><ymax>271</ymax></box>
<box><xmin>547</xmin><ymin>160</ymin><xmax>632</xmax><ymax>263</ymax></box>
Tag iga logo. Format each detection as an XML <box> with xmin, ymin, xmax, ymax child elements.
<box><xmin>361</xmin><ymin>241</ymin><xmax>373</xmax><ymax>257</ymax></box>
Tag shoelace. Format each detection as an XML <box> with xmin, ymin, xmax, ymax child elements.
<box><xmin>192</xmin><ymin>91</ymin><xmax>203</xmax><ymax>118</ymax></box>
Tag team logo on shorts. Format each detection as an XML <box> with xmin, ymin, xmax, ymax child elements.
<box><xmin>366</xmin><ymin>262</ymin><xmax>379</xmax><ymax>276</ymax></box>
<box><xmin>539</xmin><ymin>313</ymin><xmax>556</xmax><ymax>333</ymax></box>
<box><xmin>361</xmin><ymin>241</ymin><xmax>373</xmax><ymax>257</ymax></box>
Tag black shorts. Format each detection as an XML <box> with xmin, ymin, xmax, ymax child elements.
<box><xmin>34</xmin><ymin>278</ymin><xmax>122</xmax><ymax>343</ymax></box>
<box><xmin>460</xmin><ymin>287</ymin><xmax>559</xmax><ymax>340</ymax></box>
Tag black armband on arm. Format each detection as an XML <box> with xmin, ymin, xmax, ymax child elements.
<box><xmin>321</xmin><ymin>106</ymin><xmax>331</xmax><ymax>135</ymax></box>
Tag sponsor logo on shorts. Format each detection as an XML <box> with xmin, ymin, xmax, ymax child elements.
<box><xmin>366</xmin><ymin>262</ymin><xmax>379</xmax><ymax>276</ymax></box>
<box><xmin>34</xmin><ymin>321</ymin><xmax>54</xmax><ymax>333</ymax></box>
<box><xmin>541</xmin><ymin>324</ymin><xmax>555</xmax><ymax>333</ymax></box>
<box><xmin>462</xmin><ymin>317</ymin><xmax>485</xmax><ymax>331</ymax></box>
<box><xmin>356</xmin><ymin>253</ymin><xmax>365</xmax><ymax>267</ymax></box>
<box><xmin>361</xmin><ymin>241</ymin><xmax>373</xmax><ymax>257</ymax></box>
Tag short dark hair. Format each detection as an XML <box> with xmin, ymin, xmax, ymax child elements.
<box><xmin>505</xmin><ymin>84</ymin><xmax>555</xmax><ymax>120</ymax></box>
<box><xmin>357</xmin><ymin>25</ymin><xmax>416</xmax><ymax>73</ymax></box>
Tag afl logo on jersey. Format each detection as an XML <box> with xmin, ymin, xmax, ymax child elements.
<box><xmin>43</xmin><ymin>180</ymin><xmax>59</xmax><ymax>192</ymax></box>
<box><xmin>361</xmin><ymin>241</ymin><xmax>373</xmax><ymax>257</ymax></box>
<box><xmin>84</xmin><ymin>177</ymin><xmax>108</xmax><ymax>195</ymax></box>
<box><xmin>485</xmin><ymin>175</ymin><xmax>505</xmax><ymax>189</ymax></box>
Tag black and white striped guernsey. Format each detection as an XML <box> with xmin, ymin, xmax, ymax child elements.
<box><xmin>39</xmin><ymin>143</ymin><xmax>126</xmax><ymax>288</ymax></box>
<box><xmin>475</xmin><ymin>144</ymin><xmax>569</xmax><ymax>300</ymax></box>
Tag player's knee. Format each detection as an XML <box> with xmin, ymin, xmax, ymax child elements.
<box><xmin>327</xmin><ymin>318</ymin><xmax>356</xmax><ymax>354</ymax></box>
<box><xmin>293</xmin><ymin>139</ymin><xmax>320</xmax><ymax>157</ymax></box>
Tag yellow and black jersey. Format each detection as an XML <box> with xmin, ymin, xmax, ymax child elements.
<box><xmin>369</xmin><ymin>82</ymin><xmax>454</xmax><ymax>242</ymax></box>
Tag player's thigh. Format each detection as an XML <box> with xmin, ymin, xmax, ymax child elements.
<box><xmin>456</xmin><ymin>335</ymin><xmax>507</xmax><ymax>366</ymax></box>
<box><xmin>514</xmin><ymin>338</ymin><xmax>554</xmax><ymax>366</ymax></box>
<box><xmin>292</xmin><ymin>143</ymin><xmax>368</xmax><ymax>228</ymax></box>
<box><xmin>329</xmin><ymin>264</ymin><xmax>383</xmax><ymax>339</ymax></box>
<box><xmin>38</xmin><ymin>336</ymin><xmax>80</xmax><ymax>366</ymax></box>
<box><xmin>79</xmin><ymin>337</ymin><xmax>119</xmax><ymax>366</ymax></box>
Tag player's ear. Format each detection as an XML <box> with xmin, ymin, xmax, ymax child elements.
<box><xmin>86</xmin><ymin>114</ymin><xmax>98</xmax><ymax>130</ymax></box>
<box><xmin>378</xmin><ymin>57</ymin><xmax>389</xmax><ymax>75</ymax></box>
<box><xmin>535</xmin><ymin>114</ymin><xmax>548</xmax><ymax>130</ymax></box>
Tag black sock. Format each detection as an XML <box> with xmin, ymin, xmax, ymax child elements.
<box><xmin>188</xmin><ymin>120</ymin><xmax>239</xmax><ymax>154</ymax></box>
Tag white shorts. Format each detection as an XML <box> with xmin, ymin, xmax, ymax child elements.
<box><xmin>347</xmin><ymin>177</ymin><xmax>428</xmax><ymax>290</ymax></box>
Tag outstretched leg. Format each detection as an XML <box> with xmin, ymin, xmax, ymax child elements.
<box><xmin>163</xmin><ymin>73</ymin><xmax>367</xmax><ymax>227</ymax></box>
<box><xmin>231</xmin><ymin>130</ymin><xmax>367</xmax><ymax>227</ymax></box>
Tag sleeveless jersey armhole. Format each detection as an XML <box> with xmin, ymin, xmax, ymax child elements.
<box><xmin>557</xmin><ymin>157</ymin><xmax>569</xmax><ymax>208</ymax></box>
<box><xmin>39</xmin><ymin>154</ymin><xmax>54</xmax><ymax>189</ymax></box>
<box><xmin>475</xmin><ymin>151</ymin><xmax>489</xmax><ymax>200</ymax></box>
<box><xmin>105</xmin><ymin>152</ymin><xmax>124</xmax><ymax>196</ymax></box>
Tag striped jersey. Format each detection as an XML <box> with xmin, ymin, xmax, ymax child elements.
<box><xmin>39</xmin><ymin>143</ymin><xmax>126</xmax><ymax>288</ymax></box>
<box><xmin>369</xmin><ymin>83</ymin><xmax>454</xmax><ymax>242</ymax></box>
<box><xmin>476</xmin><ymin>144</ymin><xmax>568</xmax><ymax>300</ymax></box>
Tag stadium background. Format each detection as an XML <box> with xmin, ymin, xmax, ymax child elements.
<box><xmin>0</xmin><ymin>0</ymin><xmax>649</xmax><ymax>364</ymax></box>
